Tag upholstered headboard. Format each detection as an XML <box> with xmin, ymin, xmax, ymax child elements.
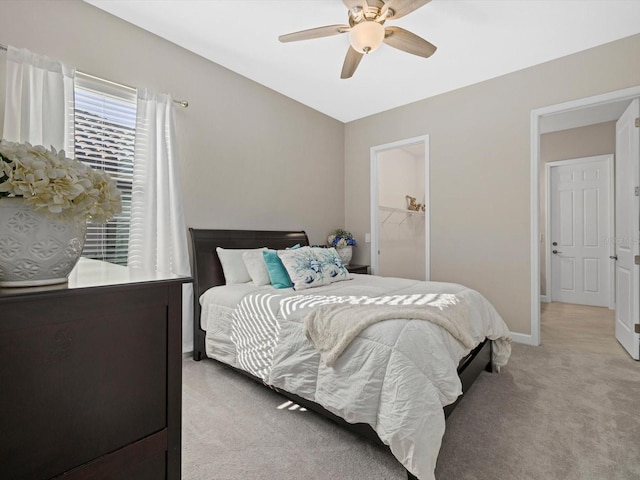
<box><xmin>188</xmin><ymin>228</ymin><xmax>309</xmax><ymax>360</ymax></box>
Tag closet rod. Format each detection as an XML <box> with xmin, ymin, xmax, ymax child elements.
<box><xmin>0</xmin><ymin>43</ymin><xmax>189</xmax><ymax>108</ymax></box>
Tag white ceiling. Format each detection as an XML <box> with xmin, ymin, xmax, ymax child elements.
<box><xmin>85</xmin><ymin>0</ymin><xmax>640</xmax><ymax>123</ymax></box>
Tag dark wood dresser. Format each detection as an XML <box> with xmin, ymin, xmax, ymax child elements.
<box><xmin>0</xmin><ymin>259</ymin><xmax>190</xmax><ymax>480</ymax></box>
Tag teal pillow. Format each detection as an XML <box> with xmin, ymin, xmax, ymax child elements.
<box><xmin>263</xmin><ymin>249</ymin><xmax>293</xmax><ymax>288</ymax></box>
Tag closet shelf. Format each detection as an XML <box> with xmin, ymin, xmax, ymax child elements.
<box><xmin>379</xmin><ymin>205</ymin><xmax>425</xmax><ymax>225</ymax></box>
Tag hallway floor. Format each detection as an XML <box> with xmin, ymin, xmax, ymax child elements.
<box><xmin>541</xmin><ymin>301</ymin><xmax>628</xmax><ymax>358</ymax></box>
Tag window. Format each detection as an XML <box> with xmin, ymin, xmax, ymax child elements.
<box><xmin>73</xmin><ymin>73</ymin><xmax>137</xmax><ymax>265</ymax></box>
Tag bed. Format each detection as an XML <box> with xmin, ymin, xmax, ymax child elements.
<box><xmin>189</xmin><ymin>228</ymin><xmax>511</xmax><ymax>480</ymax></box>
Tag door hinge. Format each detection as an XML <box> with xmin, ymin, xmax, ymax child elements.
<box><xmin>635</xmin><ymin>186</ymin><xmax>639</xmax><ymax>197</ymax></box>
<box><xmin>635</xmin><ymin>117</ymin><xmax>640</xmax><ymax>128</ymax></box>
<box><xmin>635</xmin><ymin>324</ymin><xmax>640</xmax><ymax>334</ymax></box>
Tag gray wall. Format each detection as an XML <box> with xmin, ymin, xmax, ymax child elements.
<box><xmin>0</xmin><ymin>0</ymin><xmax>345</xmax><ymax>246</ymax></box>
<box><xmin>539</xmin><ymin>122</ymin><xmax>616</xmax><ymax>297</ymax></box>
<box><xmin>344</xmin><ymin>34</ymin><xmax>640</xmax><ymax>337</ymax></box>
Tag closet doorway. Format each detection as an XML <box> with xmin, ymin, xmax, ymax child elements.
<box><xmin>370</xmin><ymin>135</ymin><xmax>430</xmax><ymax>280</ymax></box>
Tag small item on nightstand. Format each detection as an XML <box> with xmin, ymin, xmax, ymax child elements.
<box><xmin>327</xmin><ymin>228</ymin><xmax>357</xmax><ymax>266</ymax></box>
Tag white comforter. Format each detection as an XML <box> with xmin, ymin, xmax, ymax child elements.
<box><xmin>200</xmin><ymin>275</ymin><xmax>511</xmax><ymax>480</ymax></box>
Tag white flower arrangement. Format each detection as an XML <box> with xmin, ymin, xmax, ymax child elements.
<box><xmin>0</xmin><ymin>140</ymin><xmax>122</xmax><ymax>224</ymax></box>
<box><xmin>327</xmin><ymin>228</ymin><xmax>357</xmax><ymax>249</ymax></box>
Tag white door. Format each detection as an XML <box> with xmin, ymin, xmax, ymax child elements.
<box><xmin>614</xmin><ymin>98</ymin><xmax>640</xmax><ymax>360</ymax></box>
<box><xmin>549</xmin><ymin>156</ymin><xmax>612</xmax><ymax>307</ymax></box>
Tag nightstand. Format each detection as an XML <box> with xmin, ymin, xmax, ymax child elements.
<box><xmin>346</xmin><ymin>264</ymin><xmax>369</xmax><ymax>274</ymax></box>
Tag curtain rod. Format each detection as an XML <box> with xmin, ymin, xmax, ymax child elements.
<box><xmin>0</xmin><ymin>42</ymin><xmax>189</xmax><ymax>108</ymax></box>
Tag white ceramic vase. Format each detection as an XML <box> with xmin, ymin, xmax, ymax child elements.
<box><xmin>0</xmin><ymin>197</ymin><xmax>87</xmax><ymax>287</ymax></box>
<box><xmin>336</xmin><ymin>245</ymin><xmax>353</xmax><ymax>266</ymax></box>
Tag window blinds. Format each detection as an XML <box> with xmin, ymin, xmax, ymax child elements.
<box><xmin>73</xmin><ymin>73</ymin><xmax>137</xmax><ymax>266</ymax></box>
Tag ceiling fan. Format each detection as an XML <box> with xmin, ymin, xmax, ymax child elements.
<box><xmin>278</xmin><ymin>0</ymin><xmax>437</xmax><ymax>79</ymax></box>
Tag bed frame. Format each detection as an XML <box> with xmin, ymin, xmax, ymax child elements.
<box><xmin>189</xmin><ymin>228</ymin><xmax>492</xmax><ymax>480</ymax></box>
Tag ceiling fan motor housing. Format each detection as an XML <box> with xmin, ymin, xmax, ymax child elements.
<box><xmin>348</xmin><ymin>2</ymin><xmax>386</xmax><ymax>26</ymax></box>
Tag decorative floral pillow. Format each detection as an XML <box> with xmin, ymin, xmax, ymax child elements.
<box><xmin>277</xmin><ymin>246</ymin><xmax>349</xmax><ymax>290</ymax></box>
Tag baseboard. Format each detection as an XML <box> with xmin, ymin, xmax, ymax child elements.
<box><xmin>183</xmin><ymin>351</ymin><xmax>194</xmax><ymax>359</ymax></box>
<box><xmin>540</xmin><ymin>295</ymin><xmax>550</xmax><ymax>303</ymax></box>
<box><xmin>510</xmin><ymin>332</ymin><xmax>538</xmax><ymax>346</ymax></box>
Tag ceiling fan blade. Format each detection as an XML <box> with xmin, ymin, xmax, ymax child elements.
<box><xmin>343</xmin><ymin>0</ymin><xmax>368</xmax><ymax>11</ymax></box>
<box><xmin>279</xmin><ymin>24</ymin><xmax>350</xmax><ymax>43</ymax></box>
<box><xmin>383</xmin><ymin>26</ymin><xmax>436</xmax><ymax>58</ymax></box>
<box><xmin>381</xmin><ymin>0</ymin><xmax>431</xmax><ymax>20</ymax></box>
<box><xmin>341</xmin><ymin>47</ymin><xmax>364</xmax><ymax>79</ymax></box>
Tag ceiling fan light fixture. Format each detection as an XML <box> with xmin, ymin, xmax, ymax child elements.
<box><xmin>349</xmin><ymin>21</ymin><xmax>385</xmax><ymax>54</ymax></box>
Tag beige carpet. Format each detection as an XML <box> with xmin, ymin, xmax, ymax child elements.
<box><xmin>182</xmin><ymin>302</ymin><xmax>640</xmax><ymax>479</ymax></box>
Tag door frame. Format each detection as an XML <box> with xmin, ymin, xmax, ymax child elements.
<box><xmin>370</xmin><ymin>135</ymin><xmax>430</xmax><ymax>278</ymax></box>
<box><xmin>545</xmin><ymin>155</ymin><xmax>615</xmax><ymax>309</ymax></box>
<box><xmin>530</xmin><ymin>85</ymin><xmax>640</xmax><ymax>346</ymax></box>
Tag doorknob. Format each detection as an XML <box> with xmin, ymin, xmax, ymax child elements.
<box><xmin>610</xmin><ymin>255</ymin><xmax>618</xmax><ymax>260</ymax></box>
<box><xmin>552</xmin><ymin>250</ymin><xmax>562</xmax><ymax>254</ymax></box>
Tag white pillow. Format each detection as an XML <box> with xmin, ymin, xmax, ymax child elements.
<box><xmin>242</xmin><ymin>249</ymin><xmax>271</xmax><ymax>286</ymax></box>
<box><xmin>216</xmin><ymin>247</ymin><xmax>266</xmax><ymax>284</ymax></box>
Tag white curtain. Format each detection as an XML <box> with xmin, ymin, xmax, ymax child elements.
<box><xmin>3</xmin><ymin>46</ymin><xmax>75</xmax><ymax>154</ymax></box>
<box><xmin>129</xmin><ymin>89</ymin><xmax>193</xmax><ymax>352</ymax></box>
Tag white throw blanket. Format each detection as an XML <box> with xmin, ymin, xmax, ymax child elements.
<box><xmin>304</xmin><ymin>293</ymin><xmax>476</xmax><ymax>367</ymax></box>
